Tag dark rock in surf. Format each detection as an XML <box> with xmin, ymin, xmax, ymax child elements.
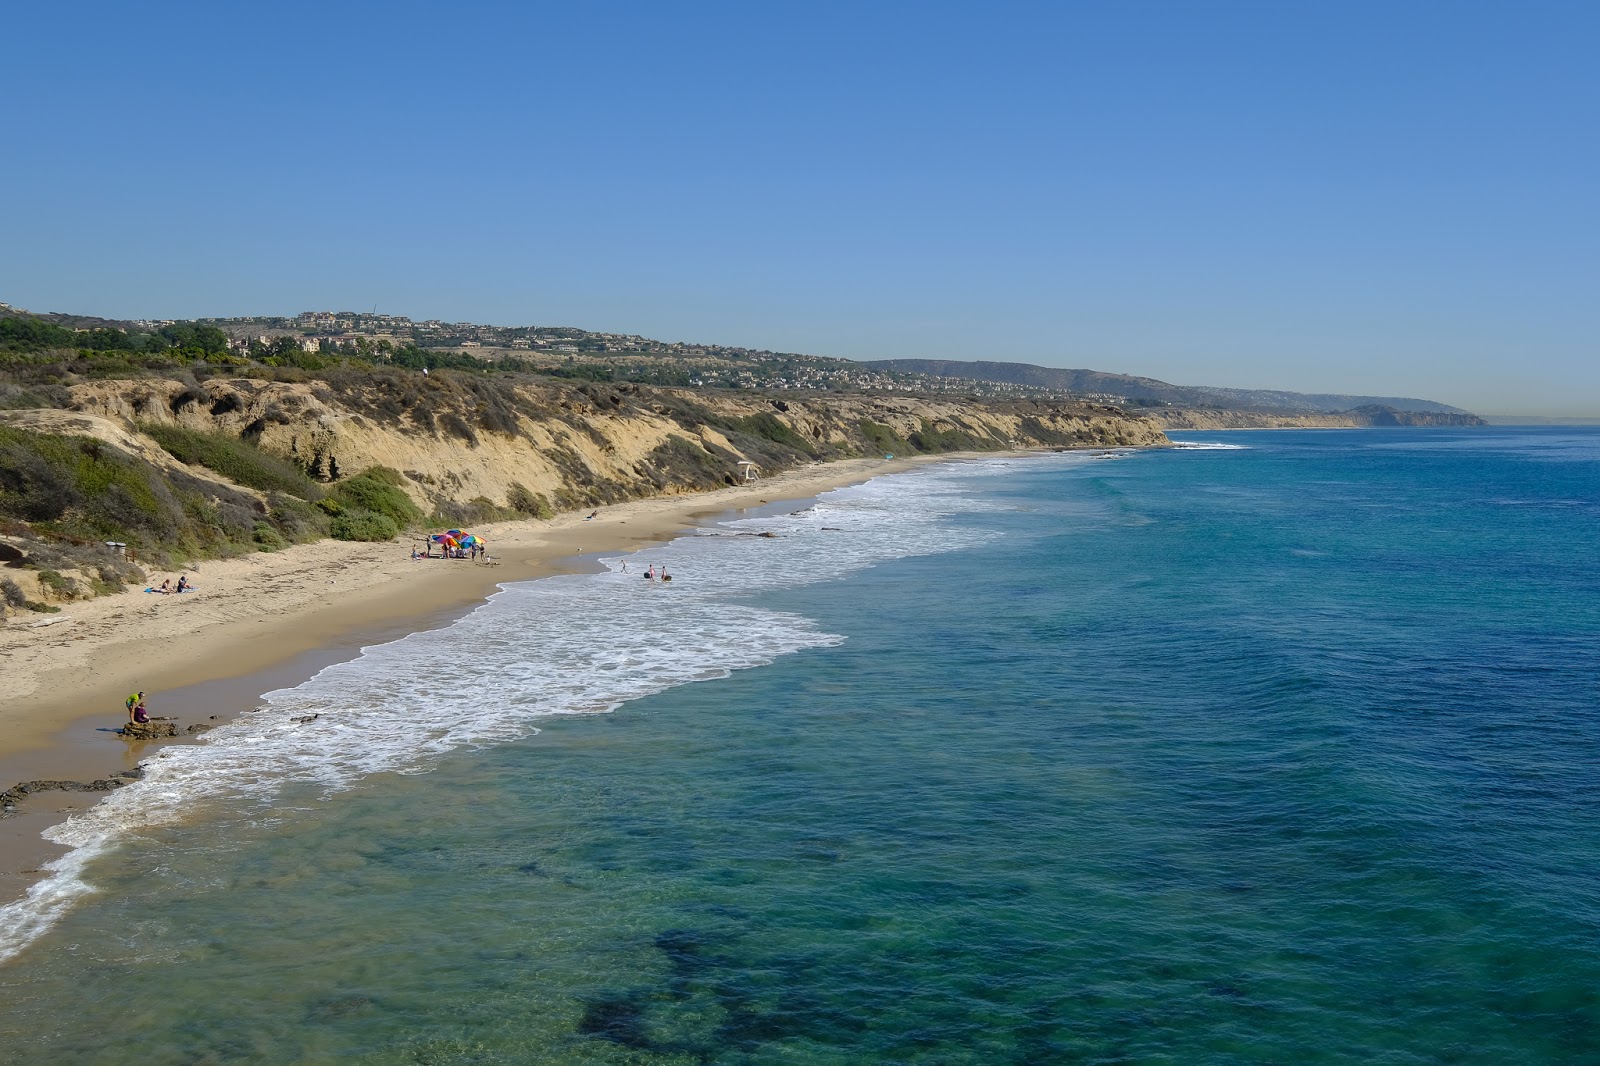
<box><xmin>119</xmin><ymin>721</ymin><xmax>179</xmax><ymax>740</ymax></box>
<box><xmin>1</xmin><ymin>776</ymin><xmax>128</xmax><ymax>815</ymax></box>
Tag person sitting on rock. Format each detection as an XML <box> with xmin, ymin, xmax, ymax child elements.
<box><xmin>125</xmin><ymin>691</ymin><xmax>149</xmax><ymax>724</ymax></box>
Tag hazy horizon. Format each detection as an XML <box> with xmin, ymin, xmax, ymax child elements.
<box><xmin>4</xmin><ymin>3</ymin><xmax>1595</xmax><ymax>416</ymax></box>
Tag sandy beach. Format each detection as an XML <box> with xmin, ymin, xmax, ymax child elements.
<box><xmin>0</xmin><ymin>453</ymin><xmax>985</xmax><ymax>902</ymax></box>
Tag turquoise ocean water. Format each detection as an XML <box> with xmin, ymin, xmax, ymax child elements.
<box><xmin>1</xmin><ymin>427</ymin><xmax>1598</xmax><ymax>1063</ymax></box>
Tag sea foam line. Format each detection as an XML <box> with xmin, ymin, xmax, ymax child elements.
<box><xmin>0</xmin><ymin>453</ymin><xmax>1086</xmax><ymax>965</ymax></box>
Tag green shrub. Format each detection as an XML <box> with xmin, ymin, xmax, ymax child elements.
<box><xmin>505</xmin><ymin>482</ymin><xmax>555</xmax><ymax>519</ymax></box>
<box><xmin>329</xmin><ymin>509</ymin><xmax>399</xmax><ymax>541</ymax></box>
<box><xmin>331</xmin><ymin>468</ymin><xmax>423</xmax><ymax>529</ymax></box>
<box><xmin>89</xmin><ymin>574</ymin><xmax>124</xmax><ymax>596</ymax></box>
<box><xmin>646</xmin><ymin>434</ymin><xmax>729</xmax><ymax>490</ymax></box>
<box><xmin>431</xmin><ymin>496</ymin><xmax>516</xmax><ymax>528</ymax></box>
<box><xmin>0</xmin><ymin>425</ymin><xmax>185</xmax><ymax>537</ymax></box>
<box><xmin>907</xmin><ymin>418</ymin><xmax>984</xmax><ymax>453</ymax></box>
<box><xmin>139</xmin><ymin>422</ymin><xmax>323</xmax><ymax>500</ymax></box>
<box><xmin>358</xmin><ymin>465</ymin><xmax>407</xmax><ymax>486</ymax></box>
<box><xmin>0</xmin><ymin>382</ymin><xmax>72</xmax><ymax>410</ymax></box>
<box><xmin>439</xmin><ymin>412</ymin><xmax>479</xmax><ymax>445</ymax></box>
<box><xmin>0</xmin><ymin>577</ymin><xmax>25</xmax><ymax>608</ymax></box>
<box><xmin>252</xmin><ymin>522</ymin><xmax>289</xmax><ymax>551</ymax></box>
<box><xmin>728</xmin><ymin>411</ymin><xmax>813</xmax><ymax>454</ymax></box>
<box><xmin>859</xmin><ymin>419</ymin><xmax>908</xmax><ymax>455</ymax></box>
<box><xmin>267</xmin><ymin>493</ymin><xmax>329</xmax><ymax>542</ymax></box>
<box><xmin>0</xmin><ymin>424</ymin><xmax>319</xmax><ymax>579</ymax></box>
<box><xmin>25</xmin><ymin>601</ymin><xmax>61</xmax><ymax>613</ymax></box>
<box><xmin>36</xmin><ymin>569</ymin><xmax>79</xmax><ymax>598</ymax></box>
<box><xmin>1015</xmin><ymin>416</ymin><xmax>1082</xmax><ymax>446</ymax></box>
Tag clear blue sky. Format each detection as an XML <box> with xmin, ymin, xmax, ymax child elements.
<box><xmin>4</xmin><ymin>1</ymin><xmax>1596</xmax><ymax>413</ymax></box>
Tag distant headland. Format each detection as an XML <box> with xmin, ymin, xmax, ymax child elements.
<box><xmin>1</xmin><ymin>301</ymin><xmax>1485</xmax><ymax>430</ymax></box>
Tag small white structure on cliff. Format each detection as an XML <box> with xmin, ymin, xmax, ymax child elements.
<box><xmin>739</xmin><ymin>461</ymin><xmax>759</xmax><ymax>482</ymax></box>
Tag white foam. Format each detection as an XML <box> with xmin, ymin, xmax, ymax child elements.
<box><xmin>1168</xmin><ymin>441</ymin><xmax>1251</xmax><ymax>450</ymax></box>
<box><xmin>0</xmin><ymin>452</ymin><xmax>1102</xmax><ymax>964</ymax></box>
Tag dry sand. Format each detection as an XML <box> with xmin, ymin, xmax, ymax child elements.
<box><xmin>0</xmin><ymin>453</ymin><xmax>986</xmax><ymax>900</ymax></box>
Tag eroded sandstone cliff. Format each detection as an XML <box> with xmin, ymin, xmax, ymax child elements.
<box><xmin>59</xmin><ymin>374</ymin><xmax>1169</xmax><ymax>513</ymax></box>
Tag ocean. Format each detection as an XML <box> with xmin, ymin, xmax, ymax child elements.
<box><xmin>1</xmin><ymin>427</ymin><xmax>1598</xmax><ymax>1063</ymax></box>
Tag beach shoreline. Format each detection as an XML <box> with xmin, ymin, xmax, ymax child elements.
<box><xmin>0</xmin><ymin>451</ymin><xmax>1029</xmax><ymax>905</ymax></box>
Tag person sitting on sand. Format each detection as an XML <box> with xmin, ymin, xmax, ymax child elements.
<box><xmin>125</xmin><ymin>691</ymin><xmax>149</xmax><ymax>724</ymax></box>
<box><xmin>157</xmin><ymin>578</ymin><xmax>172</xmax><ymax>594</ymax></box>
<box><xmin>176</xmin><ymin>576</ymin><xmax>189</xmax><ymax>593</ymax></box>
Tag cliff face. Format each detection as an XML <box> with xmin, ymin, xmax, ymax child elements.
<box><xmin>1</xmin><ymin>373</ymin><xmax>1170</xmax><ymax>611</ymax></box>
<box><xmin>59</xmin><ymin>375</ymin><xmax>1169</xmax><ymax>513</ymax></box>
<box><xmin>1152</xmin><ymin>410</ymin><xmax>1369</xmax><ymax>430</ymax></box>
<box><xmin>1152</xmin><ymin>405</ymin><xmax>1487</xmax><ymax>430</ymax></box>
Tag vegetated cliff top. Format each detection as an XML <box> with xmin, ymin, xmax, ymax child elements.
<box><xmin>1</xmin><ymin>301</ymin><xmax>1481</xmax><ymax>419</ymax></box>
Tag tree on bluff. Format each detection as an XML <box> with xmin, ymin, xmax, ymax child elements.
<box><xmin>157</xmin><ymin>323</ymin><xmax>229</xmax><ymax>355</ymax></box>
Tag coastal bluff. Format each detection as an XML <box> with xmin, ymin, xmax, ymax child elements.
<box><xmin>59</xmin><ymin>376</ymin><xmax>1169</xmax><ymax>510</ymax></box>
<box><xmin>1153</xmin><ymin>404</ymin><xmax>1489</xmax><ymax>430</ymax></box>
<box><xmin>1</xmin><ymin>375</ymin><xmax>1166</xmax><ymax>611</ymax></box>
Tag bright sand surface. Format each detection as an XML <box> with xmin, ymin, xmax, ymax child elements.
<box><xmin>0</xmin><ymin>454</ymin><xmax>971</xmax><ymax>900</ymax></box>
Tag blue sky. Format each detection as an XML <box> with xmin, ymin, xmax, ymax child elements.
<box><xmin>3</xmin><ymin>2</ymin><xmax>1596</xmax><ymax>413</ymax></box>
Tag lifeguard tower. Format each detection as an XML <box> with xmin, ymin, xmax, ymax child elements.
<box><xmin>738</xmin><ymin>461</ymin><xmax>760</xmax><ymax>483</ymax></box>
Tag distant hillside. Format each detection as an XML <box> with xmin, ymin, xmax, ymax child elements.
<box><xmin>861</xmin><ymin>359</ymin><xmax>1473</xmax><ymax>417</ymax></box>
<box><xmin>2</xmin><ymin>300</ymin><xmax>1483</xmax><ymax>423</ymax></box>
<box><xmin>1155</xmin><ymin>405</ymin><xmax>1488</xmax><ymax>430</ymax></box>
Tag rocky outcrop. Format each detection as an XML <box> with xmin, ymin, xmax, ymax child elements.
<box><xmin>0</xmin><ymin>769</ymin><xmax>142</xmax><ymax>816</ymax></box>
<box><xmin>119</xmin><ymin>721</ymin><xmax>179</xmax><ymax>740</ymax></box>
